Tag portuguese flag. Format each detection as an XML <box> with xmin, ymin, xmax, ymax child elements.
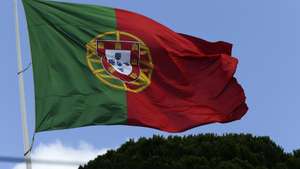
<box><xmin>23</xmin><ymin>0</ymin><xmax>248</xmax><ymax>132</ymax></box>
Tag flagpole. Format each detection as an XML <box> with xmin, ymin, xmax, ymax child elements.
<box><xmin>13</xmin><ymin>0</ymin><xmax>32</xmax><ymax>169</ymax></box>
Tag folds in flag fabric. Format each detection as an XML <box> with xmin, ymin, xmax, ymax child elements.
<box><xmin>23</xmin><ymin>0</ymin><xmax>248</xmax><ymax>132</ymax></box>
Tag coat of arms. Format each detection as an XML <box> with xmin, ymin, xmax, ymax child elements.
<box><xmin>86</xmin><ymin>31</ymin><xmax>153</xmax><ymax>93</ymax></box>
<box><xmin>97</xmin><ymin>40</ymin><xmax>140</xmax><ymax>82</ymax></box>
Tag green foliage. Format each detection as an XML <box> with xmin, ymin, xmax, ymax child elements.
<box><xmin>79</xmin><ymin>134</ymin><xmax>300</xmax><ymax>169</ymax></box>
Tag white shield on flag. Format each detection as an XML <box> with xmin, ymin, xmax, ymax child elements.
<box><xmin>105</xmin><ymin>49</ymin><xmax>132</xmax><ymax>75</ymax></box>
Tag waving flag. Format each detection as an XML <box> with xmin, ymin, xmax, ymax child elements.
<box><xmin>23</xmin><ymin>0</ymin><xmax>247</xmax><ymax>132</ymax></box>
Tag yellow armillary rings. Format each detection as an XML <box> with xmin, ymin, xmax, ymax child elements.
<box><xmin>86</xmin><ymin>31</ymin><xmax>153</xmax><ymax>93</ymax></box>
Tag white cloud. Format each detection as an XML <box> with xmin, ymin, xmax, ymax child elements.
<box><xmin>13</xmin><ymin>140</ymin><xmax>107</xmax><ymax>169</ymax></box>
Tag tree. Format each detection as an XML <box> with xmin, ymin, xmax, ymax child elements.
<box><xmin>79</xmin><ymin>134</ymin><xmax>300</xmax><ymax>169</ymax></box>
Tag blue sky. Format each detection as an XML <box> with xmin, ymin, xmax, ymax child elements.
<box><xmin>1</xmin><ymin>0</ymin><xmax>300</xmax><ymax>169</ymax></box>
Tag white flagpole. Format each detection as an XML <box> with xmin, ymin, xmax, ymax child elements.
<box><xmin>13</xmin><ymin>0</ymin><xmax>32</xmax><ymax>169</ymax></box>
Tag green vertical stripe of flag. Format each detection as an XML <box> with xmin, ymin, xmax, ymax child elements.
<box><xmin>22</xmin><ymin>0</ymin><xmax>127</xmax><ymax>132</ymax></box>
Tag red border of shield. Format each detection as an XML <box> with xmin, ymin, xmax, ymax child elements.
<box><xmin>97</xmin><ymin>40</ymin><xmax>140</xmax><ymax>82</ymax></box>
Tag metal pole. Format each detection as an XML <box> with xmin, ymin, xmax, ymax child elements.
<box><xmin>13</xmin><ymin>0</ymin><xmax>32</xmax><ymax>169</ymax></box>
